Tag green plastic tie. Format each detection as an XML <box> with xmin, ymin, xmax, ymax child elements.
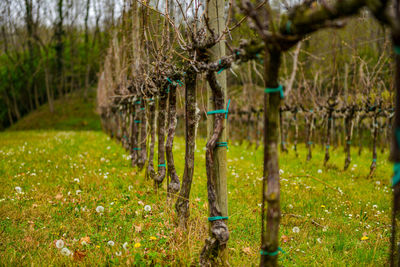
<box><xmin>347</xmin><ymin>141</ymin><xmax>352</xmax><ymax>145</ymax></box>
<box><xmin>217</xmin><ymin>59</ymin><xmax>225</xmax><ymax>74</ymax></box>
<box><xmin>158</xmin><ymin>163</ymin><xmax>166</xmax><ymax>167</ymax></box>
<box><xmin>265</xmin><ymin>85</ymin><xmax>284</xmax><ymax>99</ymax></box>
<box><xmin>326</xmin><ymin>145</ymin><xmax>330</xmax><ymax>149</ymax></box>
<box><xmin>176</xmin><ymin>80</ymin><xmax>183</xmax><ymax>86</ymax></box>
<box><xmin>207</xmin><ymin>99</ymin><xmax>231</xmax><ymax>119</ymax></box>
<box><xmin>308</xmin><ymin>141</ymin><xmax>313</xmax><ymax>145</ymax></box>
<box><xmin>393</xmin><ymin>128</ymin><xmax>400</xmax><ymax>187</ymax></box>
<box><xmin>208</xmin><ymin>216</ymin><xmax>228</xmax><ymax>221</ymax></box>
<box><xmin>166</xmin><ymin>77</ymin><xmax>175</xmax><ymax>85</ymax></box>
<box><xmin>216</xmin><ymin>142</ymin><xmax>228</xmax><ymax>150</ymax></box>
<box><xmin>134</xmin><ymin>120</ymin><xmax>141</xmax><ymax>123</ymax></box>
<box><xmin>395</xmin><ymin>46</ymin><xmax>400</xmax><ymax>55</ymax></box>
<box><xmin>133</xmin><ymin>148</ymin><xmax>141</xmax><ymax>151</ymax></box>
<box><xmin>286</xmin><ymin>20</ymin><xmax>292</xmax><ymax>34</ymax></box>
<box><xmin>140</xmin><ymin>107</ymin><xmax>145</xmax><ymax>111</ymax></box>
<box><xmin>260</xmin><ymin>247</ymin><xmax>285</xmax><ymax>256</ymax></box>
<box><xmin>310</xmin><ymin>109</ymin><xmax>313</xmax><ymax>113</ymax></box>
<box><xmin>123</xmin><ymin>135</ymin><xmax>128</xmax><ymax>140</ymax></box>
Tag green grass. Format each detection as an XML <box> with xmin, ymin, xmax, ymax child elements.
<box><xmin>0</xmin><ymin>129</ymin><xmax>391</xmax><ymax>266</ymax></box>
<box><xmin>7</xmin><ymin>90</ymin><xmax>101</xmax><ymax>131</ymax></box>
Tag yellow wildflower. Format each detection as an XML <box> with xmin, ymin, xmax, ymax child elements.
<box><xmin>321</xmin><ymin>205</ymin><xmax>326</xmax><ymax>208</ymax></box>
<box><xmin>150</xmin><ymin>236</ymin><xmax>157</xmax><ymax>240</ymax></box>
<box><xmin>361</xmin><ymin>236</ymin><xmax>369</xmax><ymax>241</ymax></box>
<box><xmin>134</xmin><ymin>243</ymin><xmax>141</xmax><ymax>248</ymax></box>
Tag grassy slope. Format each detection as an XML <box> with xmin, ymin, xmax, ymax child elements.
<box><xmin>0</xmin><ymin>129</ymin><xmax>391</xmax><ymax>266</ymax></box>
<box><xmin>7</xmin><ymin>90</ymin><xmax>101</xmax><ymax>131</ymax></box>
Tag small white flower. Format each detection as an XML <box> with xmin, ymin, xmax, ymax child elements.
<box><xmin>317</xmin><ymin>169</ymin><xmax>322</xmax><ymax>174</ymax></box>
<box><xmin>74</xmin><ymin>178</ymin><xmax>80</xmax><ymax>183</ymax></box>
<box><xmin>144</xmin><ymin>205</ymin><xmax>151</xmax><ymax>212</ymax></box>
<box><xmin>101</xmin><ymin>157</ymin><xmax>105</xmax><ymax>162</ymax></box>
<box><xmin>60</xmin><ymin>247</ymin><xmax>71</xmax><ymax>256</ymax></box>
<box><xmin>128</xmin><ymin>185</ymin><xmax>133</xmax><ymax>191</ymax></box>
<box><xmin>76</xmin><ymin>190</ymin><xmax>82</xmax><ymax>195</ymax></box>
<box><xmin>123</xmin><ymin>242</ymin><xmax>129</xmax><ymax>250</ymax></box>
<box><xmin>279</xmin><ymin>169</ymin><xmax>284</xmax><ymax>175</ymax></box>
<box><xmin>292</xmin><ymin>227</ymin><xmax>300</xmax><ymax>233</ymax></box>
<box><xmin>353</xmin><ymin>164</ymin><xmax>357</xmax><ymax>168</ymax></box>
<box><xmin>115</xmin><ymin>251</ymin><xmax>122</xmax><ymax>256</ymax></box>
<box><xmin>108</xmin><ymin>240</ymin><xmax>115</xmax><ymax>246</ymax></box>
<box><xmin>56</xmin><ymin>240</ymin><xmax>65</xmax><ymax>249</ymax></box>
<box><xmin>316</xmin><ymin>238</ymin><xmax>322</xmax><ymax>244</ymax></box>
<box><xmin>376</xmin><ymin>181</ymin><xmax>381</xmax><ymax>185</ymax></box>
<box><xmin>81</xmin><ymin>241</ymin><xmax>88</xmax><ymax>246</ymax></box>
<box><xmin>110</xmin><ymin>202</ymin><xmax>114</xmax><ymax>206</ymax></box>
<box><xmin>288</xmin><ymin>204</ymin><xmax>293</xmax><ymax>209</ymax></box>
<box><xmin>96</xmin><ymin>206</ymin><xmax>104</xmax><ymax>213</ymax></box>
<box><xmin>15</xmin><ymin>186</ymin><xmax>22</xmax><ymax>193</ymax></box>
<box><xmin>373</xmin><ymin>204</ymin><xmax>378</xmax><ymax>209</ymax></box>
<box><xmin>322</xmin><ymin>227</ymin><xmax>328</xmax><ymax>232</ymax></box>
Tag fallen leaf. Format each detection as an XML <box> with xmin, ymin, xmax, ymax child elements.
<box><xmin>242</xmin><ymin>247</ymin><xmax>251</xmax><ymax>255</ymax></box>
<box><xmin>73</xmin><ymin>250</ymin><xmax>86</xmax><ymax>261</ymax></box>
<box><xmin>80</xmin><ymin>236</ymin><xmax>91</xmax><ymax>244</ymax></box>
<box><xmin>281</xmin><ymin>235</ymin><xmax>289</xmax><ymax>243</ymax></box>
<box><xmin>55</xmin><ymin>194</ymin><xmax>63</xmax><ymax>200</ymax></box>
<box><xmin>134</xmin><ymin>224</ymin><xmax>142</xmax><ymax>233</ymax></box>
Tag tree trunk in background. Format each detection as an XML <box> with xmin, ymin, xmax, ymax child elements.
<box><xmin>154</xmin><ymin>90</ymin><xmax>168</xmax><ymax>188</ymax></box>
<box><xmin>138</xmin><ymin>100</ymin><xmax>147</xmax><ymax>170</ymax></box>
<box><xmin>175</xmin><ymin>69</ymin><xmax>198</xmax><ymax>228</ymax></box>
<box><xmin>146</xmin><ymin>99</ymin><xmax>156</xmax><ymax>180</ymax></box>
<box><xmin>166</xmin><ymin>85</ymin><xmax>180</xmax><ymax>197</ymax></box>
<box><xmin>260</xmin><ymin>47</ymin><xmax>282</xmax><ymax>267</ymax></box>
<box><xmin>200</xmin><ymin>0</ymin><xmax>228</xmax><ymax>264</ymax></box>
<box><xmin>55</xmin><ymin>0</ymin><xmax>64</xmax><ymax>98</ymax></box>
<box><xmin>344</xmin><ymin>107</ymin><xmax>355</xmax><ymax>170</ymax></box>
<box><xmin>83</xmin><ymin>0</ymin><xmax>91</xmax><ymax>101</ymax></box>
<box><xmin>369</xmin><ymin>111</ymin><xmax>378</xmax><ymax>176</ymax></box>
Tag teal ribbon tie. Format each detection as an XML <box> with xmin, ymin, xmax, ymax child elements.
<box><xmin>286</xmin><ymin>20</ymin><xmax>292</xmax><ymax>34</ymax></box>
<box><xmin>395</xmin><ymin>46</ymin><xmax>400</xmax><ymax>55</ymax></box>
<box><xmin>207</xmin><ymin>99</ymin><xmax>231</xmax><ymax>119</ymax></box>
<box><xmin>308</xmin><ymin>141</ymin><xmax>313</xmax><ymax>145</ymax></box>
<box><xmin>133</xmin><ymin>148</ymin><xmax>141</xmax><ymax>151</ymax></box>
<box><xmin>347</xmin><ymin>141</ymin><xmax>352</xmax><ymax>145</ymax></box>
<box><xmin>260</xmin><ymin>247</ymin><xmax>285</xmax><ymax>256</ymax></box>
<box><xmin>265</xmin><ymin>85</ymin><xmax>284</xmax><ymax>99</ymax></box>
<box><xmin>310</xmin><ymin>109</ymin><xmax>313</xmax><ymax>113</ymax></box>
<box><xmin>123</xmin><ymin>135</ymin><xmax>128</xmax><ymax>140</ymax></box>
<box><xmin>372</xmin><ymin>158</ymin><xmax>377</xmax><ymax>162</ymax></box>
<box><xmin>392</xmin><ymin>128</ymin><xmax>400</xmax><ymax>187</ymax></box>
<box><xmin>140</xmin><ymin>107</ymin><xmax>145</xmax><ymax>111</ymax></box>
<box><xmin>166</xmin><ymin>77</ymin><xmax>175</xmax><ymax>85</ymax></box>
<box><xmin>208</xmin><ymin>216</ymin><xmax>228</xmax><ymax>221</ymax></box>
<box><xmin>326</xmin><ymin>145</ymin><xmax>330</xmax><ymax>149</ymax></box>
<box><xmin>134</xmin><ymin>120</ymin><xmax>141</xmax><ymax>123</ymax></box>
<box><xmin>158</xmin><ymin>163</ymin><xmax>166</xmax><ymax>167</ymax></box>
<box><xmin>217</xmin><ymin>59</ymin><xmax>225</xmax><ymax>74</ymax></box>
<box><xmin>176</xmin><ymin>80</ymin><xmax>183</xmax><ymax>86</ymax></box>
<box><xmin>135</xmin><ymin>101</ymin><xmax>141</xmax><ymax>105</ymax></box>
<box><xmin>216</xmin><ymin>142</ymin><xmax>228</xmax><ymax>150</ymax></box>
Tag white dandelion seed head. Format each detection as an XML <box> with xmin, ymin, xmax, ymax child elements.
<box><xmin>288</xmin><ymin>204</ymin><xmax>293</xmax><ymax>209</ymax></box>
<box><xmin>279</xmin><ymin>169</ymin><xmax>284</xmax><ymax>175</ymax></box>
<box><xmin>123</xmin><ymin>242</ymin><xmax>129</xmax><ymax>250</ymax></box>
<box><xmin>128</xmin><ymin>185</ymin><xmax>133</xmax><ymax>191</ymax></box>
<box><xmin>60</xmin><ymin>247</ymin><xmax>71</xmax><ymax>256</ymax></box>
<box><xmin>74</xmin><ymin>178</ymin><xmax>80</xmax><ymax>183</ymax></box>
<box><xmin>317</xmin><ymin>169</ymin><xmax>322</xmax><ymax>174</ymax></box>
<box><xmin>96</xmin><ymin>206</ymin><xmax>104</xmax><ymax>213</ymax></box>
<box><xmin>56</xmin><ymin>239</ymin><xmax>65</xmax><ymax>249</ymax></box>
<box><xmin>376</xmin><ymin>181</ymin><xmax>381</xmax><ymax>185</ymax></box>
<box><xmin>107</xmin><ymin>240</ymin><xmax>115</xmax><ymax>246</ymax></box>
<box><xmin>373</xmin><ymin>204</ymin><xmax>378</xmax><ymax>209</ymax></box>
<box><xmin>15</xmin><ymin>186</ymin><xmax>22</xmax><ymax>193</ymax></box>
<box><xmin>144</xmin><ymin>205</ymin><xmax>151</xmax><ymax>212</ymax></box>
<box><xmin>76</xmin><ymin>190</ymin><xmax>82</xmax><ymax>195</ymax></box>
<box><xmin>292</xmin><ymin>226</ymin><xmax>300</xmax><ymax>233</ymax></box>
<box><xmin>115</xmin><ymin>251</ymin><xmax>122</xmax><ymax>256</ymax></box>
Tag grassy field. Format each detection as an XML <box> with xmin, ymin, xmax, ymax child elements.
<box><xmin>0</xmin><ymin>92</ymin><xmax>392</xmax><ymax>266</ymax></box>
<box><xmin>0</xmin><ymin>129</ymin><xmax>392</xmax><ymax>266</ymax></box>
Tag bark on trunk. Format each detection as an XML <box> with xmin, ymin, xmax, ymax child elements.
<box><xmin>137</xmin><ymin>99</ymin><xmax>147</xmax><ymax>170</ymax></box>
<box><xmin>200</xmin><ymin>70</ymin><xmax>229</xmax><ymax>266</ymax></box>
<box><xmin>146</xmin><ymin>98</ymin><xmax>156</xmax><ymax>180</ymax></box>
<box><xmin>344</xmin><ymin>107</ymin><xmax>355</xmax><ymax>170</ymax></box>
<box><xmin>154</xmin><ymin>90</ymin><xmax>168</xmax><ymax>188</ymax></box>
<box><xmin>166</xmin><ymin>85</ymin><xmax>180</xmax><ymax>197</ymax></box>
<box><xmin>260</xmin><ymin>47</ymin><xmax>282</xmax><ymax>267</ymax></box>
<box><xmin>175</xmin><ymin>69</ymin><xmax>198</xmax><ymax>228</ymax></box>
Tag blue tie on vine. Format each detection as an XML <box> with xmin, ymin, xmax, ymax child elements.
<box><xmin>265</xmin><ymin>84</ymin><xmax>284</xmax><ymax>99</ymax></box>
<box><xmin>207</xmin><ymin>99</ymin><xmax>231</xmax><ymax>119</ymax></box>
